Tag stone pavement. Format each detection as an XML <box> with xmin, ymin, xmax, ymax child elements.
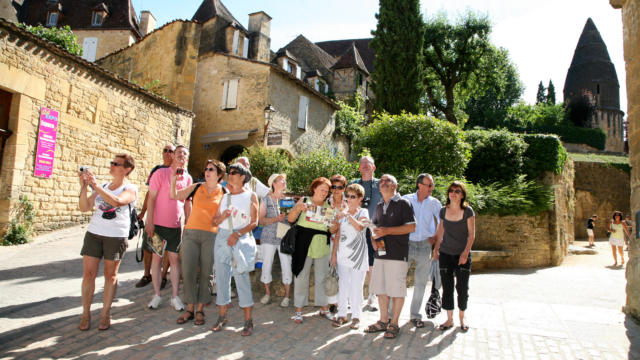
<box><xmin>0</xmin><ymin>226</ymin><xmax>639</xmax><ymax>359</ymax></box>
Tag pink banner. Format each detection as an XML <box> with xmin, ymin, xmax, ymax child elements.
<box><xmin>34</xmin><ymin>107</ymin><xmax>59</xmax><ymax>178</ymax></box>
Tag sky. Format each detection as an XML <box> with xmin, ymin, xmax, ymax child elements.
<box><xmin>131</xmin><ymin>0</ymin><xmax>627</xmax><ymax>112</ymax></box>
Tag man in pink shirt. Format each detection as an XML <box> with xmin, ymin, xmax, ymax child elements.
<box><xmin>145</xmin><ymin>145</ymin><xmax>193</xmax><ymax>310</ymax></box>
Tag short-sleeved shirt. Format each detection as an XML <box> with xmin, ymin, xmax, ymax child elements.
<box><xmin>149</xmin><ymin>167</ymin><xmax>193</xmax><ymax>228</ymax></box>
<box><xmin>184</xmin><ymin>185</ymin><xmax>224</xmax><ymax>233</ymax></box>
<box><xmin>372</xmin><ymin>193</ymin><xmax>416</xmax><ymax>261</ymax></box>
<box><xmin>586</xmin><ymin>218</ymin><xmax>595</xmax><ymax>229</ymax></box>
<box><xmin>337</xmin><ymin>208</ymin><xmax>370</xmax><ymax>271</ymax></box>
<box><xmin>403</xmin><ymin>193</ymin><xmax>442</xmax><ymax>242</ymax></box>
<box><xmin>439</xmin><ymin>206</ymin><xmax>475</xmax><ymax>256</ymax></box>
<box><xmin>146</xmin><ymin>165</ymin><xmax>168</xmax><ymax>186</ymax></box>
<box><xmin>87</xmin><ymin>182</ymin><xmax>138</xmax><ymax>238</ymax></box>
<box><xmin>351</xmin><ymin>178</ymin><xmax>382</xmax><ymax>218</ymax></box>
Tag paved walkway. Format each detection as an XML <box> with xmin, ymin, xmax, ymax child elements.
<box><xmin>0</xmin><ymin>226</ymin><xmax>638</xmax><ymax>359</ymax></box>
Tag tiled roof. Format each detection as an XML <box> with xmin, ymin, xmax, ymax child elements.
<box><xmin>315</xmin><ymin>38</ymin><xmax>374</xmax><ymax>73</ymax></box>
<box><xmin>0</xmin><ymin>18</ymin><xmax>192</xmax><ymax>115</ymax></box>
<box><xmin>192</xmin><ymin>0</ymin><xmax>247</xmax><ymax>33</ymax></box>
<box><xmin>278</xmin><ymin>35</ymin><xmax>336</xmax><ymax>78</ymax></box>
<box><xmin>331</xmin><ymin>41</ymin><xmax>369</xmax><ymax>74</ymax></box>
<box><xmin>19</xmin><ymin>0</ymin><xmax>142</xmax><ymax>38</ymax></box>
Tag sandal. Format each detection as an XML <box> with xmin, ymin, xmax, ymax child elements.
<box><xmin>460</xmin><ymin>324</ymin><xmax>469</xmax><ymax>332</ymax></box>
<box><xmin>438</xmin><ymin>323</ymin><xmax>453</xmax><ymax>331</ymax></box>
<box><xmin>364</xmin><ymin>320</ymin><xmax>388</xmax><ymax>333</ymax></box>
<box><xmin>177</xmin><ymin>311</ymin><xmax>194</xmax><ymax>324</ymax></box>
<box><xmin>292</xmin><ymin>312</ymin><xmax>303</xmax><ymax>324</ymax></box>
<box><xmin>349</xmin><ymin>318</ymin><xmax>360</xmax><ymax>330</ymax></box>
<box><xmin>210</xmin><ymin>315</ymin><xmax>227</xmax><ymax>332</ymax></box>
<box><xmin>383</xmin><ymin>323</ymin><xmax>400</xmax><ymax>339</ymax></box>
<box><xmin>194</xmin><ymin>311</ymin><xmax>205</xmax><ymax>326</ymax></box>
<box><xmin>410</xmin><ymin>319</ymin><xmax>425</xmax><ymax>328</ymax></box>
<box><xmin>241</xmin><ymin>319</ymin><xmax>254</xmax><ymax>336</ymax></box>
<box><xmin>332</xmin><ymin>317</ymin><xmax>348</xmax><ymax>328</ymax></box>
<box><xmin>319</xmin><ymin>310</ymin><xmax>335</xmax><ymax>321</ymax></box>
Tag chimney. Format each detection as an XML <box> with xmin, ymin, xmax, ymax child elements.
<box><xmin>139</xmin><ymin>10</ymin><xmax>156</xmax><ymax>36</ymax></box>
<box><xmin>248</xmin><ymin>11</ymin><xmax>271</xmax><ymax>62</ymax></box>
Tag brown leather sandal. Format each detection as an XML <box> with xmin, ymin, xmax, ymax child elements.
<box><xmin>194</xmin><ymin>311</ymin><xmax>205</xmax><ymax>326</ymax></box>
<box><xmin>241</xmin><ymin>319</ymin><xmax>253</xmax><ymax>336</ymax></box>
<box><xmin>210</xmin><ymin>315</ymin><xmax>227</xmax><ymax>332</ymax></box>
<box><xmin>176</xmin><ymin>310</ymin><xmax>194</xmax><ymax>324</ymax></box>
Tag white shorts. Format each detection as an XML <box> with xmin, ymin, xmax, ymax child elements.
<box><xmin>587</xmin><ymin>229</ymin><xmax>594</xmax><ymax>237</ymax></box>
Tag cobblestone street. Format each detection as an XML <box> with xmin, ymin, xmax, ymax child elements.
<box><xmin>0</xmin><ymin>225</ymin><xmax>638</xmax><ymax>359</ymax></box>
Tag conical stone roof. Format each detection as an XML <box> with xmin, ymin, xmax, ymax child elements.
<box><xmin>563</xmin><ymin>18</ymin><xmax>620</xmax><ymax>110</ymax></box>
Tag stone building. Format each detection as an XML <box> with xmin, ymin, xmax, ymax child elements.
<box><xmin>8</xmin><ymin>0</ymin><xmax>156</xmax><ymax>62</ymax></box>
<box><xmin>564</xmin><ymin>18</ymin><xmax>625</xmax><ymax>153</ymax></box>
<box><xmin>97</xmin><ymin>0</ymin><xmax>349</xmax><ymax>175</ymax></box>
<box><xmin>0</xmin><ymin>18</ymin><xmax>193</xmax><ymax>235</ymax></box>
<box><xmin>610</xmin><ymin>0</ymin><xmax>640</xmax><ymax>322</ymax></box>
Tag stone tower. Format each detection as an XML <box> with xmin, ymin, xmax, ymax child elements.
<box><xmin>564</xmin><ymin>18</ymin><xmax>625</xmax><ymax>153</ymax></box>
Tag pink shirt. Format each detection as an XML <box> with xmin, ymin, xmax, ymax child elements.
<box><xmin>149</xmin><ymin>167</ymin><xmax>192</xmax><ymax>228</ymax></box>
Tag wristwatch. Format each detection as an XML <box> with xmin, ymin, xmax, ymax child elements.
<box><xmin>235</xmin><ymin>232</ymin><xmax>242</xmax><ymax>237</ymax></box>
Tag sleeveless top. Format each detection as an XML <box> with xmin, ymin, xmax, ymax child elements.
<box><xmin>218</xmin><ymin>191</ymin><xmax>254</xmax><ymax>231</ymax></box>
<box><xmin>610</xmin><ymin>222</ymin><xmax>624</xmax><ymax>239</ymax></box>
<box><xmin>185</xmin><ymin>185</ymin><xmax>224</xmax><ymax>233</ymax></box>
<box><xmin>260</xmin><ymin>194</ymin><xmax>286</xmax><ymax>245</ymax></box>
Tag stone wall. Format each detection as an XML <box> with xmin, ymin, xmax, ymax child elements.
<box><xmin>573</xmin><ymin>160</ymin><xmax>630</xmax><ymax>239</ymax></box>
<box><xmin>0</xmin><ymin>20</ymin><xmax>193</xmax><ymax>234</ymax></box>
<box><xmin>74</xmin><ymin>29</ymin><xmax>136</xmax><ymax>62</ymax></box>
<box><xmin>610</xmin><ymin>0</ymin><xmax>640</xmax><ymax>320</ymax></box>
<box><xmin>97</xmin><ymin>21</ymin><xmax>201</xmax><ymax>110</ymax></box>
<box><xmin>473</xmin><ymin>160</ymin><xmax>575</xmax><ymax>269</ymax></box>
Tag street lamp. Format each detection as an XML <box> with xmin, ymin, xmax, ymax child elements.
<box><xmin>263</xmin><ymin>104</ymin><xmax>276</xmax><ymax>145</ymax></box>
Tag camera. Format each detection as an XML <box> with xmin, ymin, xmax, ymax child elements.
<box><xmin>101</xmin><ymin>209</ymin><xmax>117</xmax><ymax>220</ymax></box>
<box><xmin>176</xmin><ymin>168</ymin><xmax>184</xmax><ymax>175</ymax></box>
<box><xmin>79</xmin><ymin>166</ymin><xmax>90</xmax><ymax>172</ymax></box>
<box><xmin>362</xmin><ymin>196</ymin><xmax>371</xmax><ymax>209</ymax></box>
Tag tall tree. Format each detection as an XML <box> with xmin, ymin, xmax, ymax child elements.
<box><xmin>422</xmin><ymin>12</ymin><xmax>491</xmax><ymax>125</ymax></box>
<box><xmin>370</xmin><ymin>0</ymin><xmax>424</xmax><ymax>114</ymax></box>
<box><xmin>546</xmin><ymin>80</ymin><xmax>556</xmax><ymax>105</ymax></box>
<box><xmin>536</xmin><ymin>81</ymin><xmax>546</xmax><ymax>104</ymax></box>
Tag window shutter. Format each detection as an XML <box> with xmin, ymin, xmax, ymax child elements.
<box><xmin>227</xmin><ymin>79</ymin><xmax>238</xmax><ymax>109</ymax></box>
<box><xmin>282</xmin><ymin>58</ymin><xmax>288</xmax><ymax>70</ymax></box>
<box><xmin>232</xmin><ymin>30</ymin><xmax>239</xmax><ymax>54</ymax></box>
<box><xmin>82</xmin><ymin>37</ymin><xmax>98</xmax><ymax>62</ymax></box>
<box><xmin>242</xmin><ymin>37</ymin><xmax>249</xmax><ymax>58</ymax></box>
<box><xmin>221</xmin><ymin>80</ymin><xmax>229</xmax><ymax>109</ymax></box>
<box><xmin>314</xmin><ymin>79</ymin><xmax>320</xmax><ymax>91</ymax></box>
<box><xmin>296</xmin><ymin>65</ymin><xmax>301</xmax><ymax>79</ymax></box>
<box><xmin>298</xmin><ymin>96</ymin><xmax>309</xmax><ymax>130</ymax></box>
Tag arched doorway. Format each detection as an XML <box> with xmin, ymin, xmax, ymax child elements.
<box><xmin>220</xmin><ymin>145</ymin><xmax>246</xmax><ymax>166</ymax></box>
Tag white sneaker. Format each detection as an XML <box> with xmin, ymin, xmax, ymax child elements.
<box><xmin>280</xmin><ymin>297</ymin><xmax>290</xmax><ymax>307</ymax></box>
<box><xmin>260</xmin><ymin>294</ymin><xmax>271</xmax><ymax>305</ymax></box>
<box><xmin>148</xmin><ymin>295</ymin><xmax>162</xmax><ymax>309</ymax></box>
<box><xmin>170</xmin><ymin>296</ymin><xmax>185</xmax><ymax>311</ymax></box>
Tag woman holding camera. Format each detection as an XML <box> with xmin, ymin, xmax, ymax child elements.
<box><xmin>77</xmin><ymin>154</ymin><xmax>138</xmax><ymax>331</ymax></box>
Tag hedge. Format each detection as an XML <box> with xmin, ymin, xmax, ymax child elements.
<box><xmin>508</xmin><ymin>124</ymin><xmax>606</xmax><ymax>151</ymax></box>
<box><xmin>522</xmin><ymin>134</ymin><xmax>568</xmax><ymax>178</ymax></box>
<box><xmin>355</xmin><ymin>113</ymin><xmax>470</xmax><ymax>177</ymax></box>
<box><xmin>465</xmin><ymin>129</ymin><xmax>528</xmax><ymax>184</ymax></box>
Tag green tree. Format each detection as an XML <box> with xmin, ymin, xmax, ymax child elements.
<box><xmin>370</xmin><ymin>0</ymin><xmax>424</xmax><ymax>114</ymax></box>
<box><xmin>17</xmin><ymin>24</ymin><xmax>82</xmax><ymax>56</ymax></box>
<box><xmin>422</xmin><ymin>11</ymin><xmax>491</xmax><ymax>125</ymax></box>
<box><xmin>463</xmin><ymin>46</ymin><xmax>524</xmax><ymax>129</ymax></box>
<box><xmin>546</xmin><ymin>80</ymin><xmax>556</xmax><ymax>105</ymax></box>
<box><xmin>536</xmin><ymin>81</ymin><xmax>546</xmax><ymax>104</ymax></box>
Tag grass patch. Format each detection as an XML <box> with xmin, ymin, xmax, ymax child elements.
<box><xmin>568</xmin><ymin>152</ymin><xmax>630</xmax><ymax>174</ymax></box>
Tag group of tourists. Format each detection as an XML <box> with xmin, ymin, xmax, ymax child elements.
<box><xmin>586</xmin><ymin>211</ymin><xmax>634</xmax><ymax>267</ymax></box>
<box><xmin>76</xmin><ymin>147</ymin><xmax>476</xmax><ymax>339</ymax></box>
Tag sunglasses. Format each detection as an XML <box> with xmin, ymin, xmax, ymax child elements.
<box><xmin>228</xmin><ymin>170</ymin><xmax>240</xmax><ymax>176</ymax></box>
<box><xmin>110</xmin><ymin>161</ymin><xmax>124</xmax><ymax>167</ymax></box>
<box><xmin>204</xmin><ymin>167</ymin><xmax>217</xmax><ymax>172</ymax></box>
<box><xmin>346</xmin><ymin>194</ymin><xmax>359</xmax><ymax>199</ymax></box>
<box><xmin>331</xmin><ymin>185</ymin><xmax>344</xmax><ymax>190</ymax></box>
<box><xmin>163</xmin><ymin>148</ymin><xmax>174</xmax><ymax>154</ymax></box>
<box><xmin>448</xmin><ymin>189</ymin><xmax>462</xmax><ymax>194</ymax></box>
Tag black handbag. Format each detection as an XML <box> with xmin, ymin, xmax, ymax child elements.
<box><xmin>425</xmin><ymin>282</ymin><xmax>442</xmax><ymax>319</ymax></box>
<box><xmin>128</xmin><ymin>204</ymin><xmax>143</xmax><ymax>240</ymax></box>
<box><xmin>280</xmin><ymin>225</ymin><xmax>297</xmax><ymax>255</ymax></box>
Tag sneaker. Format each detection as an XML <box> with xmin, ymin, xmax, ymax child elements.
<box><xmin>171</xmin><ymin>296</ymin><xmax>185</xmax><ymax>311</ymax></box>
<box><xmin>135</xmin><ymin>275</ymin><xmax>152</xmax><ymax>288</ymax></box>
<box><xmin>148</xmin><ymin>295</ymin><xmax>162</xmax><ymax>309</ymax></box>
<box><xmin>292</xmin><ymin>311</ymin><xmax>303</xmax><ymax>324</ymax></box>
<box><xmin>280</xmin><ymin>297</ymin><xmax>290</xmax><ymax>307</ymax></box>
<box><xmin>260</xmin><ymin>294</ymin><xmax>271</xmax><ymax>305</ymax></box>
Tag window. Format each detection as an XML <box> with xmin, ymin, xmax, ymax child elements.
<box><xmin>92</xmin><ymin>11</ymin><xmax>105</xmax><ymax>26</ymax></box>
<box><xmin>242</xmin><ymin>36</ymin><xmax>249</xmax><ymax>58</ymax></box>
<box><xmin>46</xmin><ymin>12</ymin><xmax>58</xmax><ymax>27</ymax></box>
<box><xmin>287</xmin><ymin>62</ymin><xmax>294</xmax><ymax>75</ymax></box>
<box><xmin>314</xmin><ymin>79</ymin><xmax>320</xmax><ymax>91</ymax></box>
<box><xmin>295</xmin><ymin>66</ymin><xmax>301</xmax><ymax>79</ymax></box>
<box><xmin>298</xmin><ymin>95</ymin><xmax>309</xmax><ymax>130</ymax></box>
<box><xmin>231</xmin><ymin>30</ymin><xmax>239</xmax><ymax>55</ymax></box>
<box><xmin>221</xmin><ymin>79</ymin><xmax>239</xmax><ymax>109</ymax></box>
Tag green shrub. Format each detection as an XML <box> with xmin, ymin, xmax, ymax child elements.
<box><xmin>18</xmin><ymin>24</ymin><xmax>83</xmax><ymax>56</ymax></box>
<box><xmin>242</xmin><ymin>145</ymin><xmax>291</xmax><ymax>185</ymax></box>
<box><xmin>465</xmin><ymin>129</ymin><xmax>528</xmax><ymax>183</ymax></box>
<box><xmin>3</xmin><ymin>196</ymin><xmax>36</xmax><ymax>246</ymax></box>
<box><xmin>355</xmin><ymin>113</ymin><xmax>470</xmax><ymax>177</ymax></box>
<box><xmin>526</xmin><ymin>125</ymin><xmax>605</xmax><ymax>151</ymax></box>
<box><xmin>523</xmin><ymin>134</ymin><xmax>568</xmax><ymax>178</ymax></box>
<box><xmin>287</xmin><ymin>149</ymin><xmax>357</xmax><ymax>195</ymax></box>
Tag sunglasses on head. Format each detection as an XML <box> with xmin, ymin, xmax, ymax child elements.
<box><xmin>110</xmin><ymin>161</ymin><xmax>124</xmax><ymax>167</ymax></box>
<box><xmin>331</xmin><ymin>185</ymin><xmax>344</xmax><ymax>190</ymax></box>
<box><xmin>204</xmin><ymin>167</ymin><xmax>216</xmax><ymax>172</ymax></box>
<box><xmin>448</xmin><ymin>189</ymin><xmax>462</xmax><ymax>194</ymax></box>
<box><xmin>163</xmin><ymin>148</ymin><xmax>174</xmax><ymax>154</ymax></box>
<box><xmin>346</xmin><ymin>194</ymin><xmax>358</xmax><ymax>199</ymax></box>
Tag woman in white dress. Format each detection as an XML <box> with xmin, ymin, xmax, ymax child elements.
<box><xmin>607</xmin><ymin>210</ymin><xmax>630</xmax><ymax>267</ymax></box>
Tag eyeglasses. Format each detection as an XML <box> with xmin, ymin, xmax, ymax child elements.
<box><xmin>228</xmin><ymin>170</ymin><xmax>240</xmax><ymax>176</ymax></box>
<box><xmin>448</xmin><ymin>189</ymin><xmax>462</xmax><ymax>194</ymax></box>
<box><xmin>421</xmin><ymin>183</ymin><xmax>434</xmax><ymax>187</ymax></box>
<box><xmin>346</xmin><ymin>194</ymin><xmax>359</xmax><ymax>199</ymax></box>
<box><xmin>204</xmin><ymin>167</ymin><xmax>217</xmax><ymax>172</ymax></box>
<box><xmin>163</xmin><ymin>149</ymin><xmax>174</xmax><ymax>154</ymax></box>
<box><xmin>110</xmin><ymin>161</ymin><xmax>124</xmax><ymax>167</ymax></box>
<box><xmin>331</xmin><ymin>185</ymin><xmax>344</xmax><ymax>190</ymax></box>
<box><xmin>380</xmin><ymin>178</ymin><xmax>393</xmax><ymax>183</ymax></box>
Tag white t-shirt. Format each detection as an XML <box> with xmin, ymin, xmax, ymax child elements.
<box><xmin>337</xmin><ymin>208</ymin><xmax>370</xmax><ymax>271</ymax></box>
<box><xmin>87</xmin><ymin>182</ymin><xmax>138</xmax><ymax>238</ymax></box>
<box><xmin>218</xmin><ymin>191</ymin><xmax>254</xmax><ymax>231</ymax></box>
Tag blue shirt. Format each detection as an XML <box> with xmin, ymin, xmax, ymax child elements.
<box><xmin>350</xmin><ymin>178</ymin><xmax>383</xmax><ymax>219</ymax></box>
<box><xmin>402</xmin><ymin>193</ymin><xmax>442</xmax><ymax>242</ymax></box>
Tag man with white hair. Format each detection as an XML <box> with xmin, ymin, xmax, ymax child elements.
<box><xmin>365</xmin><ymin>174</ymin><xmax>416</xmax><ymax>339</ymax></box>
